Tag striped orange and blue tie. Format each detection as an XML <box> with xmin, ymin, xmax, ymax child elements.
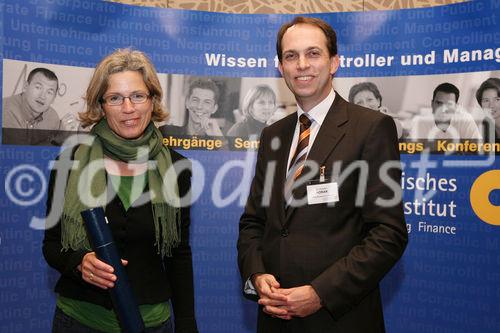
<box><xmin>285</xmin><ymin>114</ymin><xmax>312</xmax><ymax>206</ymax></box>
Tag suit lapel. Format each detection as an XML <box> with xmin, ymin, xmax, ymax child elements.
<box><xmin>272</xmin><ymin>113</ymin><xmax>297</xmax><ymax>224</ymax></box>
<box><xmin>307</xmin><ymin>94</ymin><xmax>349</xmax><ymax>166</ymax></box>
<box><xmin>285</xmin><ymin>94</ymin><xmax>349</xmax><ymax>221</ymax></box>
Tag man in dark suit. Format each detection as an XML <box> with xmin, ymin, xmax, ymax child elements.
<box><xmin>237</xmin><ymin>16</ymin><xmax>408</xmax><ymax>332</ymax></box>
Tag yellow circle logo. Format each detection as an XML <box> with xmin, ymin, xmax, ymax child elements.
<box><xmin>470</xmin><ymin>170</ymin><xmax>500</xmax><ymax>226</ymax></box>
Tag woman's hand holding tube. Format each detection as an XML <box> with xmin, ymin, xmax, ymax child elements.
<box><xmin>78</xmin><ymin>252</ymin><xmax>128</xmax><ymax>289</ymax></box>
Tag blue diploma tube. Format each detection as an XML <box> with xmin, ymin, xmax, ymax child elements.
<box><xmin>81</xmin><ymin>207</ymin><xmax>145</xmax><ymax>333</ymax></box>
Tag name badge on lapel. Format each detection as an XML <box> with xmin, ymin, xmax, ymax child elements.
<box><xmin>307</xmin><ymin>166</ymin><xmax>339</xmax><ymax>205</ymax></box>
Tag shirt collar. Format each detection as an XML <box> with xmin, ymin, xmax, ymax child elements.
<box><xmin>297</xmin><ymin>89</ymin><xmax>335</xmax><ymax>126</ymax></box>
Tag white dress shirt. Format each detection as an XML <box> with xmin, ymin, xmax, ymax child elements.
<box><xmin>286</xmin><ymin>89</ymin><xmax>336</xmax><ymax>172</ymax></box>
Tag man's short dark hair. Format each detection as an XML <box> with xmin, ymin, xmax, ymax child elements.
<box><xmin>276</xmin><ymin>16</ymin><xmax>338</xmax><ymax>63</ymax></box>
<box><xmin>27</xmin><ymin>67</ymin><xmax>59</xmax><ymax>89</ymax></box>
<box><xmin>475</xmin><ymin>78</ymin><xmax>500</xmax><ymax>105</ymax></box>
<box><xmin>433</xmin><ymin>82</ymin><xmax>459</xmax><ymax>103</ymax></box>
<box><xmin>187</xmin><ymin>78</ymin><xmax>220</xmax><ymax>103</ymax></box>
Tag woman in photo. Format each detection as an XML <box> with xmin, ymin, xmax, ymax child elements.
<box><xmin>475</xmin><ymin>77</ymin><xmax>500</xmax><ymax>142</ymax></box>
<box><xmin>348</xmin><ymin>81</ymin><xmax>403</xmax><ymax>138</ymax></box>
<box><xmin>227</xmin><ymin>84</ymin><xmax>277</xmax><ymax>137</ymax></box>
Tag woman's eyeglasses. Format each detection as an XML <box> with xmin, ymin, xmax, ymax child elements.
<box><xmin>102</xmin><ymin>93</ymin><xmax>150</xmax><ymax>106</ymax></box>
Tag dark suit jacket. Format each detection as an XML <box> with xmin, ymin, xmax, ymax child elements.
<box><xmin>237</xmin><ymin>94</ymin><xmax>408</xmax><ymax>333</ymax></box>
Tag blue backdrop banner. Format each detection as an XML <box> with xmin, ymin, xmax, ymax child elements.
<box><xmin>1</xmin><ymin>0</ymin><xmax>499</xmax><ymax>332</ymax></box>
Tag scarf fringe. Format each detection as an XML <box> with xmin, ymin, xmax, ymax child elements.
<box><xmin>153</xmin><ymin>203</ymin><xmax>181</xmax><ymax>258</ymax></box>
<box><xmin>60</xmin><ymin>213</ymin><xmax>92</xmax><ymax>252</ymax></box>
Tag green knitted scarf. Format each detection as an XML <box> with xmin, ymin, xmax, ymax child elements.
<box><xmin>61</xmin><ymin>119</ymin><xmax>181</xmax><ymax>258</ymax></box>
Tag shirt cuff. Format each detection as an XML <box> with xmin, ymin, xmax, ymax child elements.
<box><xmin>243</xmin><ymin>277</ymin><xmax>258</xmax><ymax>295</ymax></box>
